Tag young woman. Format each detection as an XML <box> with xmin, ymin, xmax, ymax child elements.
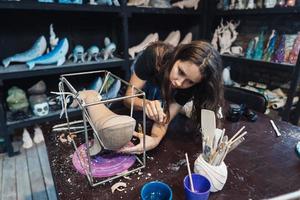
<box><xmin>121</xmin><ymin>40</ymin><xmax>224</xmax><ymax>154</ymax></box>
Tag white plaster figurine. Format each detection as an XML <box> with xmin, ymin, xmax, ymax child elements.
<box><xmin>217</xmin><ymin>19</ymin><xmax>240</xmax><ymax>55</ymax></box>
<box><xmin>164</xmin><ymin>30</ymin><xmax>181</xmax><ymax>46</ymax></box>
<box><xmin>49</xmin><ymin>24</ymin><xmax>59</xmax><ymax>51</ymax></box>
<box><xmin>172</xmin><ymin>0</ymin><xmax>200</xmax><ymax>10</ymax></box>
<box><xmin>127</xmin><ymin>0</ymin><xmax>150</xmax><ymax>6</ymax></box>
<box><xmin>179</xmin><ymin>32</ymin><xmax>193</xmax><ymax>45</ymax></box>
<box><xmin>264</xmin><ymin>0</ymin><xmax>277</xmax><ymax>8</ymax></box>
<box><xmin>246</xmin><ymin>0</ymin><xmax>256</xmax><ymax>9</ymax></box>
<box><xmin>229</xmin><ymin>0</ymin><xmax>236</xmax><ymax>9</ymax></box>
<box><xmin>22</xmin><ymin>126</ymin><xmax>44</xmax><ymax>149</ymax></box>
<box><xmin>235</xmin><ymin>0</ymin><xmax>245</xmax><ymax>9</ymax></box>
<box><xmin>128</xmin><ymin>33</ymin><xmax>159</xmax><ymax>58</ymax></box>
<box><xmin>211</xmin><ymin>18</ymin><xmax>224</xmax><ymax>51</ymax></box>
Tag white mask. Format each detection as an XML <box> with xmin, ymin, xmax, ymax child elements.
<box><xmin>33</xmin><ymin>102</ymin><xmax>49</xmax><ymax>116</ymax></box>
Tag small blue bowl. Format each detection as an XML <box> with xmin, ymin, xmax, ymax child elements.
<box><xmin>141</xmin><ymin>181</ymin><xmax>173</xmax><ymax>200</ymax></box>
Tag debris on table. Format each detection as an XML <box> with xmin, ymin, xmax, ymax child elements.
<box><xmin>111</xmin><ymin>182</ymin><xmax>127</xmax><ymax>193</ymax></box>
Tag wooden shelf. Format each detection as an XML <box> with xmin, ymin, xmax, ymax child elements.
<box><xmin>0</xmin><ymin>58</ymin><xmax>125</xmax><ymax>80</ymax></box>
<box><xmin>0</xmin><ymin>2</ymin><xmax>121</xmax><ymax>13</ymax></box>
<box><xmin>126</xmin><ymin>6</ymin><xmax>202</xmax><ymax>15</ymax></box>
<box><xmin>7</xmin><ymin>108</ymin><xmax>81</xmax><ymax>130</ymax></box>
<box><xmin>216</xmin><ymin>7</ymin><xmax>300</xmax><ymax>16</ymax></box>
<box><xmin>221</xmin><ymin>55</ymin><xmax>295</xmax><ymax>71</ymax></box>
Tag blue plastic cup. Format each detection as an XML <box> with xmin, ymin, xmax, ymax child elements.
<box><xmin>141</xmin><ymin>181</ymin><xmax>173</xmax><ymax>200</ymax></box>
<box><xmin>183</xmin><ymin>174</ymin><xmax>211</xmax><ymax>200</ymax></box>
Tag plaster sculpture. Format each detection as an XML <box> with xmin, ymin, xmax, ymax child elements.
<box><xmin>231</xmin><ymin>46</ymin><xmax>243</xmax><ymax>56</ymax></box>
<box><xmin>211</xmin><ymin>19</ymin><xmax>224</xmax><ymax>50</ymax></box>
<box><xmin>194</xmin><ymin>153</ymin><xmax>228</xmax><ymax>192</ymax></box>
<box><xmin>229</xmin><ymin>0</ymin><xmax>236</xmax><ymax>9</ymax></box>
<box><xmin>179</xmin><ymin>32</ymin><xmax>193</xmax><ymax>45</ymax></box>
<box><xmin>2</xmin><ymin>36</ymin><xmax>47</xmax><ymax>68</ymax></box>
<box><xmin>286</xmin><ymin>0</ymin><xmax>296</xmax><ymax>6</ymax></box>
<box><xmin>253</xmin><ymin>30</ymin><xmax>265</xmax><ymax>60</ymax></box>
<box><xmin>171</xmin><ymin>0</ymin><xmax>201</xmax><ymax>10</ymax></box>
<box><xmin>28</xmin><ymin>80</ymin><xmax>49</xmax><ymax>117</ymax></box>
<box><xmin>222</xmin><ymin>66</ymin><xmax>234</xmax><ymax>86</ymax></box>
<box><xmin>128</xmin><ymin>33</ymin><xmax>159</xmax><ymax>58</ymax></box>
<box><xmin>264</xmin><ymin>0</ymin><xmax>277</xmax><ymax>8</ymax></box>
<box><xmin>235</xmin><ymin>0</ymin><xmax>245</xmax><ymax>9</ymax></box>
<box><xmin>246</xmin><ymin>0</ymin><xmax>256</xmax><ymax>9</ymax></box>
<box><xmin>164</xmin><ymin>30</ymin><xmax>181</xmax><ymax>46</ymax></box>
<box><xmin>272</xmin><ymin>34</ymin><xmax>285</xmax><ymax>63</ymax></box>
<box><xmin>149</xmin><ymin>0</ymin><xmax>171</xmax><ymax>8</ymax></box>
<box><xmin>26</xmin><ymin>38</ymin><xmax>69</xmax><ymax>70</ymax></box>
<box><xmin>102</xmin><ymin>37</ymin><xmax>116</xmax><ymax>60</ymax></box>
<box><xmin>127</xmin><ymin>0</ymin><xmax>150</xmax><ymax>6</ymax></box>
<box><xmin>6</xmin><ymin>86</ymin><xmax>29</xmax><ymax>113</ymax></box>
<box><xmin>263</xmin><ymin>30</ymin><xmax>278</xmax><ymax>62</ymax></box>
<box><xmin>89</xmin><ymin>0</ymin><xmax>97</xmax><ymax>4</ymax></box>
<box><xmin>68</xmin><ymin>45</ymin><xmax>85</xmax><ymax>63</ymax></box>
<box><xmin>85</xmin><ymin>46</ymin><xmax>101</xmax><ymax>62</ymax></box>
<box><xmin>33</xmin><ymin>126</ymin><xmax>44</xmax><ymax>144</ymax></box>
<box><xmin>49</xmin><ymin>24</ymin><xmax>59</xmax><ymax>51</ymax></box>
<box><xmin>22</xmin><ymin>128</ymin><xmax>33</xmax><ymax>149</ymax></box>
<box><xmin>288</xmin><ymin>32</ymin><xmax>300</xmax><ymax>64</ymax></box>
<box><xmin>218</xmin><ymin>20</ymin><xmax>240</xmax><ymax>55</ymax></box>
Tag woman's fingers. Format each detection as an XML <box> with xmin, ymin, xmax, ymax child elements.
<box><xmin>154</xmin><ymin>101</ymin><xmax>165</xmax><ymax>123</ymax></box>
<box><xmin>149</xmin><ymin>102</ymin><xmax>159</xmax><ymax>121</ymax></box>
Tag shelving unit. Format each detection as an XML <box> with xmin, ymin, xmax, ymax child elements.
<box><xmin>0</xmin><ymin>1</ymin><xmax>204</xmax><ymax>156</ymax></box>
<box><xmin>208</xmin><ymin>1</ymin><xmax>300</xmax><ymax>124</ymax></box>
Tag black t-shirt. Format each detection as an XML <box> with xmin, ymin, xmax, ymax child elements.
<box><xmin>133</xmin><ymin>47</ymin><xmax>195</xmax><ymax>106</ymax></box>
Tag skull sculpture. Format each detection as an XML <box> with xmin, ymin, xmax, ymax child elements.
<box><xmin>33</xmin><ymin>102</ymin><xmax>49</xmax><ymax>116</ymax></box>
<box><xmin>68</xmin><ymin>45</ymin><xmax>85</xmax><ymax>63</ymax></box>
<box><xmin>85</xmin><ymin>46</ymin><xmax>101</xmax><ymax>62</ymax></box>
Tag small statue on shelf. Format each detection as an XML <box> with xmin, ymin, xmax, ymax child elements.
<box><xmin>235</xmin><ymin>0</ymin><xmax>245</xmax><ymax>9</ymax></box>
<box><xmin>263</xmin><ymin>30</ymin><xmax>278</xmax><ymax>62</ymax></box>
<box><xmin>171</xmin><ymin>0</ymin><xmax>201</xmax><ymax>10</ymax></box>
<box><xmin>26</xmin><ymin>38</ymin><xmax>69</xmax><ymax>70</ymax></box>
<box><xmin>68</xmin><ymin>45</ymin><xmax>85</xmax><ymax>63</ymax></box>
<box><xmin>49</xmin><ymin>24</ymin><xmax>59</xmax><ymax>51</ymax></box>
<box><xmin>229</xmin><ymin>0</ymin><xmax>236</xmax><ymax>9</ymax></box>
<box><xmin>28</xmin><ymin>80</ymin><xmax>49</xmax><ymax>117</ymax></box>
<box><xmin>253</xmin><ymin>30</ymin><xmax>265</xmax><ymax>60</ymax></box>
<box><xmin>102</xmin><ymin>37</ymin><xmax>117</xmax><ymax>60</ymax></box>
<box><xmin>217</xmin><ymin>20</ymin><xmax>240</xmax><ymax>55</ymax></box>
<box><xmin>2</xmin><ymin>36</ymin><xmax>47</xmax><ymax>68</ymax></box>
<box><xmin>85</xmin><ymin>46</ymin><xmax>101</xmax><ymax>62</ymax></box>
<box><xmin>288</xmin><ymin>32</ymin><xmax>300</xmax><ymax>64</ymax></box>
<box><xmin>246</xmin><ymin>0</ymin><xmax>256</xmax><ymax>9</ymax></box>
<box><xmin>264</xmin><ymin>0</ymin><xmax>277</xmax><ymax>8</ymax></box>
<box><xmin>127</xmin><ymin>0</ymin><xmax>150</xmax><ymax>6</ymax></box>
<box><xmin>6</xmin><ymin>86</ymin><xmax>29</xmax><ymax>114</ymax></box>
<box><xmin>211</xmin><ymin>20</ymin><xmax>224</xmax><ymax>50</ymax></box>
<box><xmin>272</xmin><ymin>34</ymin><xmax>286</xmax><ymax>63</ymax></box>
<box><xmin>149</xmin><ymin>0</ymin><xmax>171</xmax><ymax>8</ymax></box>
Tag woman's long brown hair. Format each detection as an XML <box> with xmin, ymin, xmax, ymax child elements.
<box><xmin>149</xmin><ymin>41</ymin><xmax>224</xmax><ymax>128</ymax></box>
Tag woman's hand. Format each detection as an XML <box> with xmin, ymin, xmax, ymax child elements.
<box><xmin>145</xmin><ymin>100</ymin><xmax>166</xmax><ymax>124</ymax></box>
<box><xmin>118</xmin><ymin>131</ymin><xmax>161</xmax><ymax>154</ymax></box>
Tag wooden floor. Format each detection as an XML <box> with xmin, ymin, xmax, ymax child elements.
<box><xmin>0</xmin><ymin>141</ymin><xmax>57</xmax><ymax>200</ymax></box>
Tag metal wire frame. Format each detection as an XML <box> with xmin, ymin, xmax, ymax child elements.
<box><xmin>58</xmin><ymin>70</ymin><xmax>147</xmax><ymax>187</ymax></box>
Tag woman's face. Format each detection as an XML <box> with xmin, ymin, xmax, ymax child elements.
<box><xmin>169</xmin><ymin>60</ymin><xmax>202</xmax><ymax>89</ymax></box>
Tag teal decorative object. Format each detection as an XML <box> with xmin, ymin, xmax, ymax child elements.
<box><xmin>263</xmin><ymin>30</ymin><xmax>278</xmax><ymax>62</ymax></box>
<box><xmin>272</xmin><ymin>34</ymin><xmax>285</xmax><ymax>63</ymax></box>
<box><xmin>245</xmin><ymin>38</ymin><xmax>255</xmax><ymax>59</ymax></box>
<box><xmin>253</xmin><ymin>30</ymin><xmax>265</xmax><ymax>60</ymax></box>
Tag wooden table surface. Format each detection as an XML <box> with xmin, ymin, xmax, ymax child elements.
<box><xmin>44</xmin><ymin>112</ymin><xmax>300</xmax><ymax>200</ymax></box>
